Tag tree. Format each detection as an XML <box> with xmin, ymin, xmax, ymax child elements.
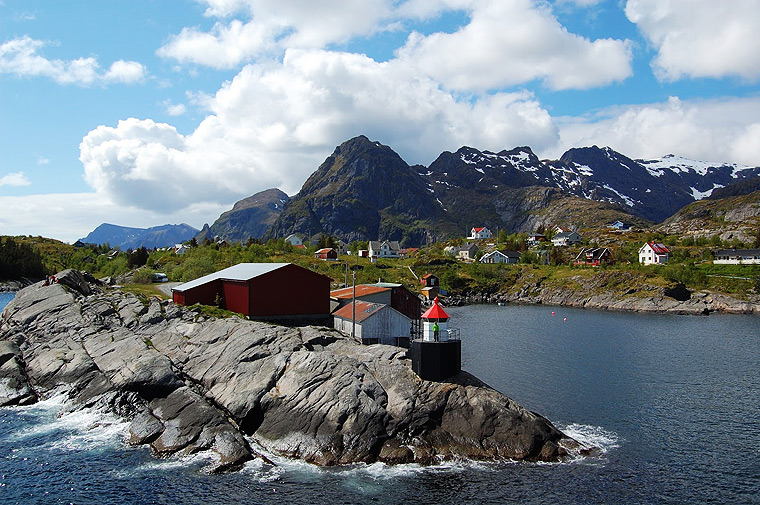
<box><xmin>0</xmin><ymin>237</ymin><xmax>46</xmax><ymax>280</ymax></box>
<box><xmin>127</xmin><ymin>247</ymin><xmax>149</xmax><ymax>269</ymax></box>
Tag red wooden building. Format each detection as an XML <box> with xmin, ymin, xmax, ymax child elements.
<box><xmin>172</xmin><ymin>263</ymin><xmax>330</xmax><ymax>320</ymax></box>
<box><xmin>314</xmin><ymin>248</ymin><xmax>338</xmax><ymax>260</ymax></box>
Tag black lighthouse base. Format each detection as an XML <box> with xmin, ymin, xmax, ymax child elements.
<box><xmin>409</xmin><ymin>339</ymin><xmax>461</xmax><ymax>381</ymax></box>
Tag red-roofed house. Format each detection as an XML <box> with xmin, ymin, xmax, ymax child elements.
<box><xmin>330</xmin><ymin>283</ymin><xmax>421</xmax><ymax>321</ymax></box>
<box><xmin>333</xmin><ymin>301</ymin><xmax>411</xmax><ymax>345</ymax></box>
<box><xmin>468</xmin><ymin>227</ymin><xmax>493</xmax><ymax>239</ymax></box>
<box><xmin>639</xmin><ymin>242</ymin><xmax>670</xmax><ymax>265</ymax></box>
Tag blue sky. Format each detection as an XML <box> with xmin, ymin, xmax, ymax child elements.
<box><xmin>1</xmin><ymin>0</ymin><xmax>759</xmax><ymax>242</ymax></box>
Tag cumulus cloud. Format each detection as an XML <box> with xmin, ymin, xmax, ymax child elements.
<box><xmin>0</xmin><ymin>172</ymin><xmax>31</xmax><ymax>187</ymax></box>
<box><xmin>552</xmin><ymin>95</ymin><xmax>760</xmax><ymax>165</ymax></box>
<box><xmin>79</xmin><ymin>48</ymin><xmax>559</xmax><ymax>213</ymax></box>
<box><xmin>626</xmin><ymin>0</ymin><xmax>760</xmax><ymax>81</ymax></box>
<box><xmin>0</xmin><ymin>36</ymin><xmax>146</xmax><ymax>85</ymax></box>
<box><xmin>160</xmin><ymin>0</ymin><xmax>632</xmax><ymax>91</ymax></box>
<box><xmin>396</xmin><ymin>0</ymin><xmax>632</xmax><ymax>91</ymax></box>
<box><xmin>157</xmin><ymin>0</ymin><xmax>396</xmax><ymax>69</ymax></box>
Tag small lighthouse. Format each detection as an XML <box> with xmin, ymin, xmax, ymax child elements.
<box><xmin>410</xmin><ymin>297</ymin><xmax>461</xmax><ymax>381</ymax></box>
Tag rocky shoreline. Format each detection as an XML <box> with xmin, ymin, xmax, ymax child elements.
<box><xmin>0</xmin><ymin>270</ymin><xmax>584</xmax><ymax>472</ymax></box>
<box><xmin>444</xmin><ymin>281</ymin><xmax>760</xmax><ymax>315</ymax></box>
<box><xmin>0</xmin><ymin>279</ymin><xmax>34</xmax><ymax>293</ymax></box>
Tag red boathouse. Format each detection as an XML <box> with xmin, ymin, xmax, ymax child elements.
<box><xmin>172</xmin><ymin>263</ymin><xmax>331</xmax><ymax>321</ymax></box>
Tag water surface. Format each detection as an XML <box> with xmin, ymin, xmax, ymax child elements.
<box><xmin>1</xmin><ymin>300</ymin><xmax>758</xmax><ymax>504</ymax></box>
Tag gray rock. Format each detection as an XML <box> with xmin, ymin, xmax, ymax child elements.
<box><xmin>0</xmin><ymin>271</ymin><xmax>581</xmax><ymax>471</ymax></box>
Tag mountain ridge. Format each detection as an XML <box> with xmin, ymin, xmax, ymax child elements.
<box><xmin>79</xmin><ymin>223</ymin><xmax>199</xmax><ymax>249</ymax></box>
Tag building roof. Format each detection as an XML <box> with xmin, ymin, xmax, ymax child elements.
<box><xmin>575</xmin><ymin>247</ymin><xmax>610</xmax><ymax>261</ymax></box>
<box><xmin>315</xmin><ymin>248</ymin><xmax>336</xmax><ymax>254</ymax></box>
<box><xmin>554</xmin><ymin>231</ymin><xmax>579</xmax><ymax>239</ymax></box>
<box><xmin>714</xmin><ymin>248</ymin><xmax>760</xmax><ymax>257</ymax></box>
<box><xmin>368</xmin><ymin>240</ymin><xmax>400</xmax><ymax>251</ymax></box>
<box><xmin>333</xmin><ymin>300</ymin><xmax>387</xmax><ymax>323</ymax></box>
<box><xmin>644</xmin><ymin>242</ymin><xmax>670</xmax><ymax>254</ymax></box>
<box><xmin>421</xmin><ymin>297</ymin><xmax>450</xmax><ymax>320</ymax></box>
<box><xmin>173</xmin><ymin>263</ymin><xmax>291</xmax><ymax>292</ymax></box>
<box><xmin>472</xmin><ymin>227</ymin><xmax>485</xmax><ymax>232</ymax></box>
<box><xmin>330</xmin><ymin>284</ymin><xmax>391</xmax><ymax>299</ymax></box>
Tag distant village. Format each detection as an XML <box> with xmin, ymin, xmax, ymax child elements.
<box><xmin>164</xmin><ymin>221</ymin><xmax>759</xmax><ymax>356</ymax></box>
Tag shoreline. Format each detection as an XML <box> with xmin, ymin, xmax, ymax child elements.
<box><xmin>442</xmin><ymin>289</ymin><xmax>760</xmax><ymax>315</ymax></box>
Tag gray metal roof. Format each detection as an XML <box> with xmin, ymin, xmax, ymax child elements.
<box><xmin>172</xmin><ymin>263</ymin><xmax>291</xmax><ymax>292</ymax></box>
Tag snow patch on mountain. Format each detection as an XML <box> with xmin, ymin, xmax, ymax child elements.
<box><xmin>691</xmin><ymin>183</ymin><xmax>725</xmax><ymax>200</ymax></box>
<box><xmin>602</xmin><ymin>184</ymin><xmax>636</xmax><ymax>207</ymax></box>
<box><xmin>638</xmin><ymin>154</ymin><xmax>754</xmax><ymax>178</ymax></box>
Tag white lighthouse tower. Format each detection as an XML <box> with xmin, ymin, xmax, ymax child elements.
<box><xmin>421</xmin><ymin>296</ymin><xmax>450</xmax><ymax>341</ymax></box>
<box><xmin>411</xmin><ymin>297</ymin><xmax>461</xmax><ymax>381</ymax></box>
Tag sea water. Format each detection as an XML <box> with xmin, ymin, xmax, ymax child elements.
<box><xmin>1</xmin><ymin>296</ymin><xmax>758</xmax><ymax>504</ymax></box>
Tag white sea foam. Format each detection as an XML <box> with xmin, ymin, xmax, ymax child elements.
<box><xmin>7</xmin><ymin>392</ymin><xmax>129</xmax><ymax>454</ymax></box>
<box><xmin>560</xmin><ymin>423</ymin><xmax>620</xmax><ymax>455</ymax></box>
<box><xmin>112</xmin><ymin>449</ymin><xmax>219</xmax><ymax>478</ymax></box>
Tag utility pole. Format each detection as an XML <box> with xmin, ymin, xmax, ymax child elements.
<box><xmin>351</xmin><ymin>270</ymin><xmax>356</xmax><ymax>340</ymax></box>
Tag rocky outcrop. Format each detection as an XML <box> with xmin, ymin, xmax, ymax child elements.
<box><xmin>0</xmin><ymin>270</ymin><xmax>581</xmax><ymax>472</ymax></box>
<box><xmin>445</xmin><ymin>273</ymin><xmax>760</xmax><ymax>315</ymax></box>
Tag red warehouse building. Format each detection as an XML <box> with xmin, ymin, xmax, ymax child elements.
<box><xmin>172</xmin><ymin>263</ymin><xmax>331</xmax><ymax>321</ymax></box>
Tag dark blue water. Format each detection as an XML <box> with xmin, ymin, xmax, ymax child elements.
<box><xmin>1</xmin><ymin>297</ymin><xmax>759</xmax><ymax>504</ymax></box>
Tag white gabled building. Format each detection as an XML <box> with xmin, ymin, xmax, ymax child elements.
<box><xmin>468</xmin><ymin>227</ymin><xmax>493</xmax><ymax>240</ymax></box>
<box><xmin>713</xmin><ymin>248</ymin><xmax>760</xmax><ymax>265</ymax></box>
<box><xmin>552</xmin><ymin>231</ymin><xmax>582</xmax><ymax>247</ymax></box>
<box><xmin>480</xmin><ymin>250</ymin><xmax>521</xmax><ymax>264</ymax></box>
<box><xmin>333</xmin><ymin>300</ymin><xmax>411</xmax><ymax>346</ymax></box>
<box><xmin>639</xmin><ymin>242</ymin><xmax>670</xmax><ymax>265</ymax></box>
<box><xmin>368</xmin><ymin>240</ymin><xmax>400</xmax><ymax>259</ymax></box>
<box><xmin>284</xmin><ymin>234</ymin><xmax>303</xmax><ymax>246</ymax></box>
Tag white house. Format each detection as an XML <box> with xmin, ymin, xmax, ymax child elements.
<box><xmin>639</xmin><ymin>242</ymin><xmax>670</xmax><ymax>265</ymax></box>
<box><xmin>333</xmin><ymin>300</ymin><xmax>411</xmax><ymax>346</ymax></box>
<box><xmin>468</xmin><ymin>227</ymin><xmax>493</xmax><ymax>239</ymax></box>
<box><xmin>713</xmin><ymin>248</ymin><xmax>760</xmax><ymax>265</ymax></box>
<box><xmin>454</xmin><ymin>243</ymin><xmax>479</xmax><ymax>261</ymax></box>
<box><xmin>607</xmin><ymin>220</ymin><xmax>631</xmax><ymax>231</ymax></box>
<box><xmin>552</xmin><ymin>231</ymin><xmax>582</xmax><ymax>247</ymax></box>
<box><xmin>368</xmin><ymin>240</ymin><xmax>400</xmax><ymax>259</ymax></box>
<box><xmin>174</xmin><ymin>244</ymin><xmax>188</xmax><ymax>255</ymax></box>
<box><xmin>480</xmin><ymin>250</ymin><xmax>521</xmax><ymax>264</ymax></box>
<box><xmin>284</xmin><ymin>234</ymin><xmax>303</xmax><ymax>246</ymax></box>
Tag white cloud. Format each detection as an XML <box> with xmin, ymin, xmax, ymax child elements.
<box><xmin>396</xmin><ymin>0</ymin><xmax>632</xmax><ymax>91</ymax></box>
<box><xmin>36</xmin><ymin>156</ymin><xmax>50</xmax><ymax>166</ymax></box>
<box><xmin>553</xmin><ymin>95</ymin><xmax>760</xmax><ymax>165</ymax></box>
<box><xmin>626</xmin><ymin>0</ymin><xmax>760</xmax><ymax>81</ymax></box>
<box><xmin>160</xmin><ymin>0</ymin><xmax>632</xmax><ymax>91</ymax></box>
<box><xmin>0</xmin><ymin>172</ymin><xmax>31</xmax><ymax>187</ymax></box>
<box><xmin>163</xmin><ymin>100</ymin><xmax>187</xmax><ymax>116</ymax></box>
<box><xmin>0</xmin><ymin>192</ymin><xmax>227</xmax><ymax>243</ymax></box>
<box><xmin>0</xmin><ymin>36</ymin><xmax>147</xmax><ymax>85</ymax></box>
<box><xmin>79</xmin><ymin>48</ymin><xmax>558</xmax><ymax>214</ymax></box>
<box><xmin>103</xmin><ymin>60</ymin><xmax>147</xmax><ymax>83</ymax></box>
<box><xmin>158</xmin><ymin>0</ymin><xmax>396</xmax><ymax>69</ymax></box>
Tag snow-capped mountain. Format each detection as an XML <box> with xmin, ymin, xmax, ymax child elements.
<box><xmin>422</xmin><ymin>145</ymin><xmax>760</xmax><ymax>223</ymax></box>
